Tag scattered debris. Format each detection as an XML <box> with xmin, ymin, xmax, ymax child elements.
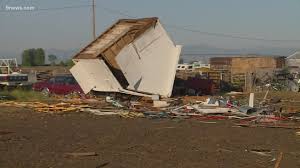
<box><xmin>274</xmin><ymin>152</ymin><xmax>283</xmax><ymax>168</ymax></box>
<box><xmin>153</xmin><ymin>100</ymin><xmax>170</xmax><ymax>108</ymax></box>
<box><xmin>1</xmin><ymin>90</ymin><xmax>300</xmax><ymax>130</ymax></box>
<box><xmin>96</xmin><ymin>162</ymin><xmax>110</xmax><ymax>168</ymax></box>
<box><xmin>119</xmin><ymin>111</ymin><xmax>144</xmax><ymax>119</ymax></box>
<box><xmin>0</xmin><ymin>101</ymin><xmax>87</xmax><ymax>114</ymax></box>
<box><xmin>0</xmin><ymin>94</ymin><xmax>16</xmax><ymax>100</ymax></box>
<box><xmin>106</xmin><ymin>96</ymin><xmax>124</xmax><ymax>108</ymax></box>
<box><xmin>80</xmin><ymin>108</ymin><xmax>119</xmax><ymax>116</ymax></box>
<box><xmin>65</xmin><ymin>152</ymin><xmax>98</xmax><ymax>157</ymax></box>
<box><xmin>248</xmin><ymin>149</ymin><xmax>272</xmax><ymax>157</ymax></box>
<box><xmin>0</xmin><ymin>130</ymin><xmax>14</xmax><ymax>135</ymax></box>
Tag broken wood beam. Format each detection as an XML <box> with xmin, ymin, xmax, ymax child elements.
<box><xmin>65</xmin><ymin>152</ymin><xmax>98</xmax><ymax>157</ymax></box>
<box><xmin>274</xmin><ymin>152</ymin><xmax>283</xmax><ymax>168</ymax></box>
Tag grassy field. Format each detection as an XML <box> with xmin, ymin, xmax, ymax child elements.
<box><xmin>0</xmin><ymin>89</ymin><xmax>49</xmax><ymax>102</ymax></box>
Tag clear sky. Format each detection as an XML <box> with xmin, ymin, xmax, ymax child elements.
<box><xmin>1</xmin><ymin>0</ymin><xmax>300</xmax><ymax>56</ymax></box>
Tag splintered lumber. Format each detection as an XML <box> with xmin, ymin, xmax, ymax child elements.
<box><xmin>119</xmin><ymin>111</ymin><xmax>144</xmax><ymax>118</ymax></box>
<box><xmin>236</xmin><ymin>124</ymin><xmax>300</xmax><ymax>129</ymax></box>
<box><xmin>65</xmin><ymin>152</ymin><xmax>98</xmax><ymax>157</ymax></box>
<box><xmin>34</xmin><ymin>103</ymin><xmax>80</xmax><ymax>113</ymax></box>
<box><xmin>274</xmin><ymin>152</ymin><xmax>283</xmax><ymax>168</ymax></box>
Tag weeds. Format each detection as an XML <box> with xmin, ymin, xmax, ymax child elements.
<box><xmin>0</xmin><ymin>88</ymin><xmax>50</xmax><ymax>101</ymax></box>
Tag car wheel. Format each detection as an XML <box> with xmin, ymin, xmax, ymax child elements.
<box><xmin>41</xmin><ymin>88</ymin><xmax>50</xmax><ymax>97</ymax></box>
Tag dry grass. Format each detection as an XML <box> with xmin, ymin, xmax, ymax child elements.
<box><xmin>0</xmin><ymin>89</ymin><xmax>50</xmax><ymax>102</ymax></box>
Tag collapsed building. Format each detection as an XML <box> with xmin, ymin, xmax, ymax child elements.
<box><xmin>210</xmin><ymin>55</ymin><xmax>286</xmax><ymax>91</ymax></box>
<box><xmin>70</xmin><ymin>17</ymin><xmax>182</xmax><ymax>97</ymax></box>
<box><xmin>210</xmin><ymin>55</ymin><xmax>285</xmax><ymax>75</ymax></box>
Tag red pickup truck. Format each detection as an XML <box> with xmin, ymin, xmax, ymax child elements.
<box><xmin>32</xmin><ymin>75</ymin><xmax>83</xmax><ymax>96</ymax></box>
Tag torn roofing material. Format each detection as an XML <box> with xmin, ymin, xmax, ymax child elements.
<box><xmin>71</xmin><ymin>17</ymin><xmax>182</xmax><ymax>97</ymax></box>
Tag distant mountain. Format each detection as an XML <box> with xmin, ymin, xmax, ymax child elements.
<box><xmin>45</xmin><ymin>48</ymin><xmax>79</xmax><ymax>63</ymax></box>
<box><xmin>0</xmin><ymin>44</ymin><xmax>299</xmax><ymax>64</ymax></box>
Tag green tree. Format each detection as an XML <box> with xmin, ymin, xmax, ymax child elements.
<box><xmin>22</xmin><ymin>49</ymin><xmax>35</xmax><ymax>66</ymax></box>
<box><xmin>48</xmin><ymin>54</ymin><xmax>57</xmax><ymax>65</ymax></box>
<box><xmin>65</xmin><ymin>59</ymin><xmax>75</xmax><ymax>67</ymax></box>
<box><xmin>22</xmin><ymin>48</ymin><xmax>45</xmax><ymax>66</ymax></box>
<box><xmin>59</xmin><ymin>61</ymin><xmax>66</xmax><ymax>66</ymax></box>
<box><xmin>22</xmin><ymin>49</ymin><xmax>31</xmax><ymax>66</ymax></box>
<box><xmin>34</xmin><ymin>48</ymin><xmax>45</xmax><ymax>66</ymax></box>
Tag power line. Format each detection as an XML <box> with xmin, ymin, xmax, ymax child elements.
<box><xmin>166</xmin><ymin>25</ymin><xmax>300</xmax><ymax>43</ymax></box>
<box><xmin>1</xmin><ymin>4</ymin><xmax>300</xmax><ymax>43</ymax></box>
<box><xmin>94</xmin><ymin>6</ymin><xmax>300</xmax><ymax>43</ymax></box>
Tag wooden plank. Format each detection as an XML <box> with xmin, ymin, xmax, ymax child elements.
<box><xmin>274</xmin><ymin>152</ymin><xmax>283</xmax><ymax>168</ymax></box>
<box><xmin>65</xmin><ymin>152</ymin><xmax>98</xmax><ymax>157</ymax></box>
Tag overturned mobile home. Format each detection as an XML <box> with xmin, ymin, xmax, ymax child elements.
<box><xmin>70</xmin><ymin>17</ymin><xmax>182</xmax><ymax>97</ymax></box>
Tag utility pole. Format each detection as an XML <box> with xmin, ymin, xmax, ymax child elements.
<box><xmin>92</xmin><ymin>0</ymin><xmax>96</xmax><ymax>40</ymax></box>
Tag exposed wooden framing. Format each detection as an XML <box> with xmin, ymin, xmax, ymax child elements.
<box><xmin>73</xmin><ymin>17</ymin><xmax>158</xmax><ymax>60</ymax></box>
<box><xmin>119</xmin><ymin>37</ymin><xmax>126</xmax><ymax>47</ymax></box>
<box><xmin>73</xmin><ymin>20</ymin><xmax>120</xmax><ymax>59</ymax></box>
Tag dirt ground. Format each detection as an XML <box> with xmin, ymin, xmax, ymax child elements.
<box><xmin>1</xmin><ymin>107</ymin><xmax>300</xmax><ymax>168</ymax></box>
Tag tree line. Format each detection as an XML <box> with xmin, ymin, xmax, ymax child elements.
<box><xmin>21</xmin><ymin>48</ymin><xmax>74</xmax><ymax>67</ymax></box>
<box><xmin>22</xmin><ymin>48</ymin><xmax>45</xmax><ymax>66</ymax></box>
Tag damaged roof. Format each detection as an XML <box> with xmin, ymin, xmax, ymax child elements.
<box><xmin>71</xmin><ymin>17</ymin><xmax>182</xmax><ymax>97</ymax></box>
<box><xmin>73</xmin><ymin>17</ymin><xmax>158</xmax><ymax>60</ymax></box>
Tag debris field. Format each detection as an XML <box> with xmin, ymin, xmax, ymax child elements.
<box><xmin>1</xmin><ymin>91</ymin><xmax>300</xmax><ymax>167</ymax></box>
<box><xmin>1</xmin><ymin>105</ymin><xmax>300</xmax><ymax>168</ymax></box>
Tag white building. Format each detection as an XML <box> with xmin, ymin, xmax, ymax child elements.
<box><xmin>70</xmin><ymin>17</ymin><xmax>182</xmax><ymax>97</ymax></box>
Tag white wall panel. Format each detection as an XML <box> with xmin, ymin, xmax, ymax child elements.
<box><xmin>70</xmin><ymin>59</ymin><xmax>121</xmax><ymax>94</ymax></box>
<box><xmin>116</xmin><ymin>21</ymin><xmax>181</xmax><ymax>97</ymax></box>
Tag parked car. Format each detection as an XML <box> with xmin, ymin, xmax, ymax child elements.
<box><xmin>33</xmin><ymin>75</ymin><xmax>83</xmax><ymax>96</ymax></box>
